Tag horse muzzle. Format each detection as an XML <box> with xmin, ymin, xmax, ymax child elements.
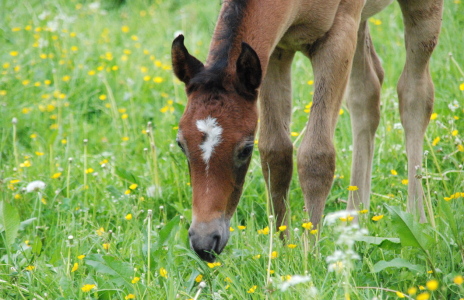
<box><xmin>188</xmin><ymin>217</ymin><xmax>230</xmax><ymax>262</ymax></box>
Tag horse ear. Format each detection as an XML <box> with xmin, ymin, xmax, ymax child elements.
<box><xmin>236</xmin><ymin>42</ymin><xmax>262</xmax><ymax>98</ymax></box>
<box><xmin>172</xmin><ymin>35</ymin><xmax>204</xmax><ymax>85</ymax></box>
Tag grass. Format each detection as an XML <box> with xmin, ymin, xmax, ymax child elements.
<box><xmin>0</xmin><ymin>0</ymin><xmax>463</xmax><ymax>299</ymax></box>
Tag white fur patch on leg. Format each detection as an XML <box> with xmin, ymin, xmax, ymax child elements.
<box><xmin>196</xmin><ymin>116</ymin><xmax>223</xmax><ymax>166</ymax></box>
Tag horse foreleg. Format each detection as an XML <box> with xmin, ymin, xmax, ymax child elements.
<box><xmin>258</xmin><ymin>48</ymin><xmax>295</xmax><ymax>231</ymax></box>
<box><xmin>346</xmin><ymin>21</ymin><xmax>384</xmax><ymax>212</ymax></box>
<box><xmin>397</xmin><ymin>0</ymin><xmax>443</xmax><ymax>223</ymax></box>
<box><xmin>298</xmin><ymin>3</ymin><xmax>363</xmax><ymax>227</ymax></box>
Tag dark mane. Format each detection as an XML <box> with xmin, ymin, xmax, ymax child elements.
<box><xmin>208</xmin><ymin>0</ymin><xmax>249</xmax><ymax>70</ymax></box>
<box><xmin>186</xmin><ymin>66</ymin><xmax>228</xmax><ymax>94</ymax></box>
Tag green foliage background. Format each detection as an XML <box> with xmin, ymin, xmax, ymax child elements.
<box><xmin>0</xmin><ymin>0</ymin><xmax>463</xmax><ymax>299</ymax></box>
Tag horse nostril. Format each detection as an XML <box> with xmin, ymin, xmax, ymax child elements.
<box><xmin>212</xmin><ymin>234</ymin><xmax>220</xmax><ymax>253</ymax></box>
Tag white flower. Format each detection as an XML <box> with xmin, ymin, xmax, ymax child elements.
<box><xmin>146</xmin><ymin>185</ymin><xmax>157</xmax><ymax>197</ymax></box>
<box><xmin>279</xmin><ymin>275</ymin><xmax>312</xmax><ymax>292</ymax></box>
<box><xmin>88</xmin><ymin>2</ymin><xmax>101</xmax><ymax>10</ymax></box>
<box><xmin>26</xmin><ymin>180</ymin><xmax>46</xmax><ymax>193</ymax></box>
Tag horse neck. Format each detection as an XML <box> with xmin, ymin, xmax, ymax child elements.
<box><xmin>205</xmin><ymin>0</ymin><xmax>298</xmax><ymax>76</ymax></box>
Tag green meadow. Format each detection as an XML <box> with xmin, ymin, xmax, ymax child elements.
<box><xmin>1</xmin><ymin>0</ymin><xmax>463</xmax><ymax>299</ymax></box>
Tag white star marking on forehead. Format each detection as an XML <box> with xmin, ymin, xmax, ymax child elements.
<box><xmin>196</xmin><ymin>116</ymin><xmax>223</xmax><ymax>166</ymax></box>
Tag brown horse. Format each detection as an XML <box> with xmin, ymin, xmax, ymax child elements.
<box><xmin>172</xmin><ymin>0</ymin><xmax>443</xmax><ymax>262</ymax></box>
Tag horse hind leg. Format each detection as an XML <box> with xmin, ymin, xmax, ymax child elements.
<box><xmin>258</xmin><ymin>48</ymin><xmax>295</xmax><ymax>231</ymax></box>
<box><xmin>397</xmin><ymin>0</ymin><xmax>443</xmax><ymax>223</ymax></box>
<box><xmin>346</xmin><ymin>20</ymin><xmax>384</xmax><ymax>213</ymax></box>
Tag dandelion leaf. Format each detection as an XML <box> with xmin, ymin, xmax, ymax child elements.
<box><xmin>0</xmin><ymin>201</ymin><xmax>20</xmax><ymax>248</ymax></box>
<box><xmin>354</xmin><ymin>236</ymin><xmax>401</xmax><ymax>250</ymax></box>
<box><xmin>385</xmin><ymin>205</ymin><xmax>434</xmax><ymax>252</ymax></box>
<box><xmin>373</xmin><ymin>258</ymin><xmax>425</xmax><ymax>273</ymax></box>
<box><xmin>115</xmin><ymin>166</ymin><xmax>138</xmax><ymax>184</ymax></box>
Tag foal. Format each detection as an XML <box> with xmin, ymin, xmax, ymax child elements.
<box><xmin>172</xmin><ymin>0</ymin><xmax>443</xmax><ymax>262</ymax></box>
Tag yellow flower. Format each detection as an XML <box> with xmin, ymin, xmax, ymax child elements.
<box><xmin>278</xmin><ymin>225</ymin><xmax>287</xmax><ymax>231</ymax></box>
<box><xmin>35</xmin><ymin>152</ymin><xmax>44</xmax><ymax>156</ymax></box>
<box><xmin>20</xmin><ymin>160</ymin><xmax>32</xmax><ymax>168</ymax></box>
<box><xmin>61</xmin><ymin>139</ymin><xmax>67</xmax><ymax>144</ymax></box>
<box><xmin>430</xmin><ymin>113</ymin><xmax>438</xmax><ymax>120</ymax></box>
<box><xmin>287</xmin><ymin>244</ymin><xmax>297</xmax><ymax>249</ymax></box>
<box><xmin>125</xmin><ymin>213</ymin><xmax>133</xmax><ymax>220</ymax></box>
<box><xmin>238</xmin><ymin>225</ymin><xmax>246</xmax><ymax>230</ymax></box>
<box><xmin>401</xmin><ymin>179</ymin><xmax>408</xmax><ymax>185</ymax></box>
<box><xmin>396</xmin><ymin>291</ymin><xmax>405</xmax><ymax>298</ymax></box>
<box><xmin>159</xmin><ymin>267</ymin><xmax>168</xmax><ymax>278</ymax></box>
<box><xmin>247</xmin><ymin>285</ymin><xmax>257</xmax><ymax>293</ymax></box>
<box><xmin>122</xmin><ymin>136</ymin><xmax>130</xmax><ymax>141</ymax></box>
<box><xmin>339</xmin><ymin>109</ymin><xmax>344</xmax><ymax>115</ymax></box>
<box><xmin>431</xmin><ymin>137</ymin><xmax>440</xmax><ymax>146</ymax></box>
<box><xmin>359</xmin><ymin>209</ymin><xmax>369</xmax><ymax>214</ymax></box>
<box><xmin>452</xmin><ymin>130</ymin><xmax>458</xmax><ymax>136</ymax></box>
<box><xmin>282</xmin><ymin>275</ymin><xmax>292</xmax><ymax>281</ymax></box>
<box><xmin>121</xmin><ymin>25</ymin><xmax>130</xmax><ymax>33</ymax></box>
<box><xmin>125</xmin><ymin>189</ymin><xmax>131</xmax><ymax>195</ymax></box>
<box><xmin>307</xmin><ymin>80</ymin><xmax>314</xmax><ymax>85</ymax></box>
<box><xmin>195</xmin><ymin>274</ymin><xmax>203</xmax><ymax>282</ymax></box>
<box><xmin>127</xmin><ymin>184</ymin><xmax>137</xmax><ymax>190</ymax></box>
<box><xmin>229</xmin><ymin>227</ymin><xmax>234</xmax><ymax>232</ymax></box>
<box><xmin>302</xmin><ymin>222</ymin><xmax>313</xmax><ymax>230</ymax></box>
<box><xmin>458</xmin><ymin>145</ymin><xmax>464</xmax><ymax>152</ymax></box>
<box><xmin>253</xmin><ymin>254</ymin><xmax>261</xmax><ymax>259</ymax></box>
<box><xmin>347</xmin><ymin>185</ymin><xmax>359</xmax><ymax>191</ymax></box>
<box><xmin>310</xmin><ymin>229</ymin><xmax>318</xmax><ymax>235</ymax></box>
<box><xmin>407</xmin><ymin>287</ymin><xmax>417</xmax><ymax>295</ymax></box>
<box><xmin>121</xmin><ymin>113</ymin><xmax>128</xmax><ymax>119</ymax></box>
<box><xmin>426</xmin><ymin>279</ymin><xmax>439</xmax><ymax>291</ymax></box>
<box><xmin>153</xmin><ymin>77</ymin><xmax>164</xmax><ymax>83</ymax></box>
<box><xmin>71</xmin><ymin>263</ymin><xmax>79</xmax><ymax>272</ymax></box>
<box><xmin>78</xmin><ymin>254</ymin><xmax>86</xmax><ymax>260</ymax></box>
<box><xmin>96</xmin><ymin>227</ymin><xmax>105</xmax><ymax>236</ymax></box>
<box><xmin>207</xmin><ymin>262</ymin><xmax>221</xmax><ymax>268</ymax></box>
<box><xmin>416</xmin><ymin>292</ymin><xmax>430</xmax><ymax>300</ymax></box>
<box><xmin>371</xmin><ymin>215</ymin><xmax>384</xmax><ymax>221</ymax></box>
<box><xmin>390</xmin><ymin>169</ymin><xmax>398</xmax><ymax>175</ymax></box>
<box><xmin>51</xmin><ymin>172</ymin><xmax>62</xmax><ymax>179</ymax></box>
<box><xmin>460</xmin><ymin>83</ymin><xmax>464</xmax><ymax>91</ymax></box>
<box><xmin>132</xmin><ymin>276</ymin><xmax>140</xmax><ymax>284</ymax></box>
<box><xmin>25</xmin><ymin>265</ymin><xmax>35</xmax><ymax>271</ymax></box>
<box><xmin>81</xmin><ymin>284</ymin><xmax>96</xmax><ymax>292</ymax></box>
<box><xmin>271</xmin><ymin>251</ymin><xmax>278</xmax><ymax>259</ymax></box>
<box><xmin>257</xmin><ymin>226</ymin><xmax>270</xmax><ymax>235</ymax></box>
<box><xmin>125</xmin><ymin>294</ymin><xmax>136</xmax><ymax>299</ymax></box>
<box><xmin>103</xmin><ymin>243</ymin><xmax>110</xmax><ymax>250</ymax></box>
<box><xmin>454</xmin><ymin>275</ymin><xmax>463</xmax><ymax>285</ymax></box>
<box><xmin>340</xmin><ymin>215</ymin><xmax>354</xmax><ymax>222</ymax></box>
<box><xmin>62</xmin><ymin>75</ymin><xmax>71</xmax><ymax>82</ymax></box>
<box><xmin>291</xmin><ymin>132</ymin><xmax>299</xmax><ymax>137</ymax></box>
<box><xmin>10</xmin><ymin>51</ymin><xmax>19</xmax><ymax>56</ymax></box>
<box><xmin>99</xmin><ymin>94</ymin><xmax>107</xmax><ymax>100</ymax></box>
<box><xmin>85</xmin><ymin>168</ymin><xmax>94</xmax><ymax>174</ymax></box>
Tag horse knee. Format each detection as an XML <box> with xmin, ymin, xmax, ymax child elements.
<box><xmin>297</xmin><ymin>144</ymin><xmax>336</xmax><ymax>188</ymax></box>
<box><xmin>259</xmin><ymin>138</ymin><xmax>293</xmax><ymax>172</ymax></box>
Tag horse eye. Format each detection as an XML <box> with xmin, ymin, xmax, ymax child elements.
<box><xmin>238</xmin><ymin>144</ymin><xmax>254</xmax><ymax>160</ymax></box>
